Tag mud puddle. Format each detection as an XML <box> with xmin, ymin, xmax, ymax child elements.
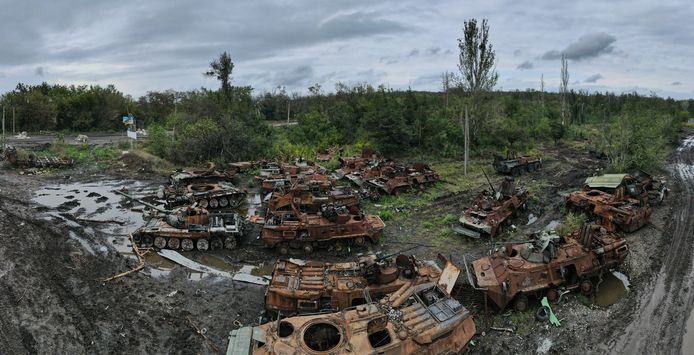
<box><xmin>594</xmin><ymin>271</ymin><xmax>630</xmax><ymax>306</ymax></box>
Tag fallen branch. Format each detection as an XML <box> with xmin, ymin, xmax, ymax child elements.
<box><xmin>103</xmin><ymin>234</ymin><xmax>147</xmax><ymax>282</ymax></box>
<box><xmin>490</xmin><ymin>326</ymin><xmax>514</xmax><ymax>333</ymax></box>
<box><xmin>187</xmin><ymin>316</ymin><xmax>221</xmax><ymax>353</ymax></box>
<box><xmin>77</xmin><ymin>217</ymin><xmax>126</xmax><ymax>225</ymax></box>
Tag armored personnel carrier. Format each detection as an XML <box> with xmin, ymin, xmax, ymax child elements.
<box><xmin>264</xmin><ymin>252</ymin><xmax>459</xmax><ymax>317</ymax></box>
<box><xmin>261</xmin><ymin>203</ymin><xmax>385</xmax><ymax>254</ymax></box>
<box><xmin>228</xmin><ymin>282</ymin><xmax>476</xmax><ymax>354</ymax></box>
<box><xmin>116</xmin><ymin>190</ymin><xmax>242</xmax><ymax>251</ymax></box>
<box><xmin>452</xmin><ymin>175</ymin><xmax>528</xmax><ymax>238</ymax></box>
<box><xmin>467</xmin><ymin>223</ymin><xmax>628</xmax><ymax>311</ymax></box>
<box><xmin>493</xmin><ymin>150</ymin><xmax>541</xmax><ymax>176</ymax></box>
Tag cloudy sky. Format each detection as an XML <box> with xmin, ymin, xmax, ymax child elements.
<box><xmin>0</xmin><ymin>0</ymin><xmax>692</xmax><ymax>99</ymax></box>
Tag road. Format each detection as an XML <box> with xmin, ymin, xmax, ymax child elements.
<box><xmin>608</xmin><ymin>134</ymin><xmax>694</xmax><ymax>354</ymax></box>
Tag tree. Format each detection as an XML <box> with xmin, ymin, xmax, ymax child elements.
<box><xmin>457</xmin><ymin>19</ymin><xmax>498</xmax><ymax>95</ymax></box>
<box><xmin>560</xmin><ymin>54</ymin><xmax>569</xmax><ymax>126</ymax></box>
<box><xmin>204</xmin><ymin>51</ymin><xmax>234</xmax><ymax>100</ymax></box>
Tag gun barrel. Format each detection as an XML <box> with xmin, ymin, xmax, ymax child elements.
<box><xmin>112</xmin><ymin>189</ymin><xmax>169</xmax><ymax>213</ymax></box>
<box><xmin>482</xmin><ymin>168</ymin><xmax>496</xmax><ymax>195</ymax></box>
<box><xmin>376</xmin><ymin>245</ymin><xmax>419</xmax><ymax>261</ymax></box>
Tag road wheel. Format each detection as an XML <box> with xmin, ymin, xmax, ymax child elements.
<box><xmin>535</xmin><ymin>306</ymin><xmax>550</xmax><ymax>322</ymax></box>
<box><xmin>334</xmin><ymin>241</ymin><xmax>345</xmax><ymax>253</ymax></box>
<box><xmin>511</xmin><ymin>167</ymin><xmax>520</xmax><ymax>177</ymax></box>
<box><xmin>154</xmin><ymin>237</ymin><xmax>167</xmax><ymax>249</ymax></box>
<box><xmin>132</xmin><ymin>234</ymin><xmax>142</xmax><ymax>244</ymax></box>
<box><xmin>219</xmin><ymin>197</ymin><xmax>229</xmax><ymax>207</ymax></box>
<box><xmin>534</xmin><ymin>162</ymin><xmax>541</xmax><ymax>171</ymax></box>
<box><xmin>353</xmin><ymin>236</ymin><xmax>366</xmax><ymax>247</ymax></box>
<box><xmin>209</xmin><ymin>198</ymin><xmax>219</xmax><ymax>209</ymax></box>
<box><xmin>580</xmin><ymin>280</ymin><xmax>594</xmax><ymax>295</ymax></box>
<box><xmin>303</xmin><ymin>243</ymin><xmax>314</xmax><ymax>254</ymax></box>
<box><xmin>279</xmin><ymin>244</ymin><xmax>289</xmax><ymax>255</ymax></box>
<box><xmin>514</xmin><ymin>294</ymin><xmax>529</xmax><ymax>312</ymax></box>
<box><xmin>224</xmin><ymin>237</ymin><xmax>237</xmax><ymax>250</ymax></box>
<box><xmin>196</xmin><ymin>238</ymin><xmax>209</xmax><ymax>251</ymax></box>
<box><xmin>181</xmin><ymin>238</ymin><xmax>194</xmax><ymax>251</ymax></box>
<box><xmin>167</xmin><ymin>238</ymin><xmax>180</xmax><ymax>250</ymax></box>
<box><xmin>199</xmin><ymin>199</ymin><xmax>209</xmax><ymax>208</ymax></box>
<box><xmin>210</xmin><ymin>237</ymin><xmax>223</xmax><ymax>250</ymax></box>
<box><xmin>141</xmin><ymin>235</ymin><xmax>153</xmax><ymax>248</ymax></box>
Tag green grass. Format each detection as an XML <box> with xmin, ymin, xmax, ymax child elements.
<box><xmin>555</xmin><ymin>212</ymin><xmax>587</xmax><ymax>236</ymax></box>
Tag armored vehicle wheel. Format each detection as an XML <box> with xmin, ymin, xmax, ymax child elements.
<box><xmin>224</xmin><ymin>237</ymin><xmax>237</xmax><ymax>250</ymax></box>
<box><xmin>229</xmin><ymin>198</ymin><xmax>241</xmax><ymax>208</ymax></box>
<box><xmin>168</xmin><ymin>238</ymin><xmax>181</xmax><ymax>250</ymax></box>
<box><xmin>219</xmin><ymin>197</ymin><xmax>229</xmax><ymax>207</ymax></box>
<box><xmin>196</xmin><ymin>238</ymin><xmax>209</xmax><ymax>251</ymax></box>
<box><xmin>132</xmin><ymin>234</ymin><xmax>142</xmax><ymax>243</ymax></box>
<box><xmin>181</xmin><ymin>238</ymin><xmax>194</xmax><ymax>251</ymax></box>
<box><xmin>210</xmin><ymin>237</ymin><xmax>223</xmax><ymax>250</ymax></box>
<box><xmin>334</xmin><ymin>242</ymin><xmax>345</xmax><ymax>253</ymax></box>
<box><xmin>278</xmin><ymin>244</ymin><xmax>289</xmax><ymax>255</ymax></box>
<box><xmin>199</xmin><ymin>199</ymin><xmax>209</xmax><ymax>208</ymax></box>
<box><xmin>141</xmin><ymin>235</ymin><xmax>154</xmax><ymax>248</ymax></box>
<box><xmin>580</xmin><ymin>280</ymin><xmax>594</xmax><ymax>295</ymax></box>
<box><xmin>353</xmin><ymin>237</ymin><xmax>366</xmax><ymax>247</ymax></box>
<box><xmin>209</xmin><ymin>198</ymin><xmax>219</xmax><ymax>209</ymax></box>
<box><xmin>535</xmin><ymin>306</ymin><xmax>550</xmax><ymax>322</ymax></box>
<box><xmin>303</xmin><ymin>243</ymin><xmax>314</xmax><ymax>254</ymax></box>
<box><xmin>514</xmin><ymin>294</ymin><xmax>529</xmax><ymax>312</ymax></box>
<box><xmin>534</xmin><ymin>162</ymin><xmax>541</xmax><ymax>170</ymax></box>
<box><xmin>154</xmin><ymin>237</ymin><xmax>167</xmax><ymax>249</ymax></box>
<box><xmin>511</xmin><ymin>167</ymin><xmax>521</xmax><ymax>177</ymax></box>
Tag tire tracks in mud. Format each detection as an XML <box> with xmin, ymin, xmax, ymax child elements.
<box><xmin>606</xmin><ymin>136</ymin><xmax>694</xmax><ymax>354</ymax></box>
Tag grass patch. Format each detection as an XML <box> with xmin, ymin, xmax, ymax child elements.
<box><xmin>555</xmin><ymin>212</ymin><xmax>587</xmax><ymax>236</ymax></box>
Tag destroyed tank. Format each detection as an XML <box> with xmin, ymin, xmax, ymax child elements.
<box><xmin>168</xmin><ymin>162</ymin><xmax>235</xmax><ymax>185</ymax></box>
<box><xmin>116</xmin><ymin>190</ymin><xmax>242</xmax><ymax>251</ymax></box>
<box><xmin>261</xmin><ymin>173</ymin><xmax>335</xmax><ymax>193</ymax></box>
<box><xmin>1</xmin><ymin>144</ymin><xmax>74</xmax><ymax>169</ymax></box>
<box><xmin>228</xmin><ymin>282</ymin><xmax>476</xmax><ymax>354</ymax></box>
<box><xmin>453</xmin><ymin>176</ymin><xmax>528</xmax><ymax>238</ymax></box>
<box><xmin>266</xmin><ymin>185</ymin><xmax>360</xmax><ymax>216</ymax></box>
<box><xmin>467</xmin><ymin>223</ymin><xmax>629</xmax><ymax>311</ymax></box>
<box><xmin>493</xmin><ymin>150</ymin><xmax>542</xmax><ymax>176</ymax></box>
<box><xmin>159</xmin><ymin>180</ymin><xmax>246</xmax><ymax>210</ymax></box>
<box><xmin>265</xmin><ymin>252</ymin><xmax>460</xmax><ymax>317</ymax></box>
<box><xmin>261</xmin><ymin>203</ymin><xmax>385</xmax><ymax>254</ymax></box>
<box><xmin>565</xmin><ymin>173</ymin><xmax>663</xmax><ymax>232</ymax></box>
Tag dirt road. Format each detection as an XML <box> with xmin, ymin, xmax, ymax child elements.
<box><xmin>606</xmin><ymin>134</ymin><xmax>694</xmax><ymax>354</ymax></box>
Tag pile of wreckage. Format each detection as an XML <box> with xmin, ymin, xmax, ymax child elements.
<box><xmin>333</xmin><ymin>149</ymin><xmax>440</xmax><ymax>201</ymax></box>
<box><xmin>228</xmin><ymin>253</ymin><xmax>476</xmax><ymax>353</ymax></box>
<box><xmin>0</xmin><ymin>144</ymin><xmax>74</xmax><ymax>169</ymax></box>
<box><xmin>253</xmin><ymin>158</ymin><xmax>386</xmax><ymax>254</ymax></box>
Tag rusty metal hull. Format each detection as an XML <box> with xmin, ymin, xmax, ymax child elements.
<box><xmin>228</xmin><ymin>284</ymin><xmax>476</xmax><ymax>354</ymax></box>
<box><xmin>566</xmin><ymin>189</ymin><xmax>652</xmax><ymax>233</ymax></box>
<box><xmin>266</xmin><ymin>187</ymin><xmax>359</xmax><ymax>216</ymax></box>
<box><xmin>470</xmin><ymin>224</ymin><xmax>629</xmax><ymax>310</ymax></box>
<box><xmin>455</xmin><ymin>182</ymin><xmax>528</xmax><ymax>238</ymax></box>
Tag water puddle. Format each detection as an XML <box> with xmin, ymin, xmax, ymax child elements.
<box><xmin>594</xmin><ymin>271</ymin><xmax>630</xmax><ymax>306</ymax></box>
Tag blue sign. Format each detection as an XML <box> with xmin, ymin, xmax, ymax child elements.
<box><xmin>122</xmin><ymin>115</ymin><xmax>134</xmax><ymax>125</ymax></box>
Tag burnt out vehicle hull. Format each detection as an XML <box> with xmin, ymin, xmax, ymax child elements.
<box><xmin>265</xmin><ymin>254</ymin><xmax>460</xmax><ymax>317</ymax></box>
<box><xmin>469</xmin><ymin>224</ymin><xmax>629</xmax><ymax>311</ymax></box>
<box><xmin>567</xmin><ymin>189</ymin><xmax>652</xmax><ymax>233</ymax></box>
<box><xmin>260</xmin><ymin>212</ymin><xmax>385</xmax><ymax>254</ymax></box>
<box><xmin>493</xmin><ymin>152</ymin><xmax>542</xmax><ymax>176</ymax></box>
<box><xmin>266</xmin><ymin>186</ymin><xmax>360</xmax><ymax>216</ymax></box>
<box><xmin>160</xmin><ymin>181</ymin><xmax>246</xmax><ymax>210</ymax></box>
<box><xmin>453</xmin><ymin>179</ymin><xmax>528</xmax><ymax>238</ymax></box>
<box><xmin>133</xmin><ymin>209</ymin><xmax>243</xmax><ymax>251</ymax></box>
<box><xmin>1</xmin><ymin>145</ymin><xmax>74</xmax><ymax>169</ymax></box>
<box><xmin>228</xmin><ymin>283</ymin><xmax>476</xmax><ymax>355</ymax></box>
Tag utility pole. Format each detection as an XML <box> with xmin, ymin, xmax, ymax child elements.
<box><xmin>12</xmin><ymin>107</ymin><xmax>15</xmax><ymax>134</ymax></box>
<box><xmin>2</xmin><ymin>106</ymin><xmax>5</xmax><ymax>140</ymax></box>
<box><xmin>286</xmin><ymin>100</ymin><xmax>291</xmax><ymax>123</ymax></box>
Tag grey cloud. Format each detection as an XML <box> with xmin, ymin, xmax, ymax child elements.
<box><xmin>407</xmin><ymin>49</ymin><xmax>420</xmax><ymax>57</ymax></box>
<box><xmin>541</xmin><ymin>33</ymin><xmax>617</xmax><ymax>60</ymax></box>
<box><xmin>35</xmin><ymin>66</ymin><xmax>45</xmax><ymax>77</ymax></box>
<box><xmin>672</xmin><ymin>81</ymin><xmax>682</xmax><ymax>86</ymax></box>
<box><xmin>319</xmin><ymin>11</ymin><xmax>409</xmax><ymax>40</ymax></box>
<box><xmin>584</xmin><ymin>74</ymin><xmax>603</xmax><ymax>83</ymax></box>
<box><xmin>444</xmin><ymin>49</ymin><xmax>453</xmax><ymax>55</ymax></box>
<box><xmin>412</xmin><ymin>73</ymin><xmax>440</xmax><ymax>87</ymax></box>
<box><xmin>379</xmin><ymin>56</ymin><xmax>399</xmax><ymax>65</ymax></box>
<box><xmin>276</xmin><ymin>65</ymin><xmax>314</xmax><ymax>87</ymax></box>
<box><xmin>517</xmin><ymin>60</ymin><xmax>533</xmax><ymax>70</ymax></box>
<box><xmin>513</xmin><ymin>49</ymin><xmax>521</xmax><ymax>56</ymax></box>
<box><xmin>426</xmin><ymin>47</ymin><xmax>441</xmax><ymax>55</ymax></box>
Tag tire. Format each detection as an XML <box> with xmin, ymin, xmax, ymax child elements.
<box><xmin>141</xmin><ymin>235</ymin><xmax>153</xmax><ymax>248</ymax></box>
<box><xmin>154</xmin><ymin>237</ymin><xmax>167</xmax><ymax>249</ymax></box>
<box><xmin>219</xmin><ymin>197</ymin><xmax>229</xmax><ymax>207</ymax></box>
<box><xmin>535</xmin><ymin>306</ymin><xmax>550</xmax><ymax>322</ymax></box>
<box><xmin>511</xmin><ymin>167</ymin><xmax>520</xmax><ymax>177</ymax></box>
<box><xmin>353</xmin><ymin>237</ymin><xmax>366</xmax><ymax>247</ymax></box>
<box><xmin>199</xmin><ymin>199</ymin><xmax>209</xmax><ymax>208</ymax></box>
<box><xmin>210</xmin><ymin>237</ymin><xmax>223</xmax><ymax>250</ymax></box>
<box><xmin>279</xmin><ymin>245</ymin><xmax>289</xmax><ymax>255</ymax></box>
<box><xmin>303</xmin><ymin>243</ymin><xmax>313</xmax><ymax>254</ymax></box>
<box><xmin>514</xmin><ymin>294</ymin><xmax>528</xmax><ymax>312</ymax></box>
<box><xmin>196</xmin><ymin>238</ymin><xmax>209</xmax><ymax>251</ymax></box>
<box><xmin>209</xmin><ymin>198</ymin><xmax>219</xmax><ymax>209</ymax></box>
<box><xmin>580</xmin><ymin>280</ymin><xmax>594</xmax><ymax>295</ymax></box>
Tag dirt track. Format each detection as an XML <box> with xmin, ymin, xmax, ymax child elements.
<box><xmin>604</xmin><ymin>134</ymin><xmax>694</xmax><ymax>354</ymax></box>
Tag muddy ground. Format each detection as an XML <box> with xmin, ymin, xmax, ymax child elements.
<box><xmin>0</xmin><ymin>132</ymin><xmax>692</xmax><ymax>354</ymax></box>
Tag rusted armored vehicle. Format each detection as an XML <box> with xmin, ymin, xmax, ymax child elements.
<box><xmin>116</xmin><ymin>190</ymin><xmax>242</xmax><ymax>251</ymax></box>
<box><xmin>566</xmin><ymin>173</ymin><xmax>666</xmax><ymax>232</ymax></box>
<box><xmin>1</xmin><ymin>144</ymin><xmax>74</xmax><ymax>168</ymax></box>
<box><xmin>168</xmin><ymin>162</ymin><xmax>235</xmax><ymax>185</ymax></box>
<box><xmin>316</xmin><ymin>146</ymin><xmax>343</xmax><ymax>161</ymax></box>
<box><xmin>468</xmin><ymin>223</ymin><xmax>628</xmax><ymax>311</ymax></box>
<box><xmin>261</xmin><ymin>204</ymin><xmax>385</xmax><ymax>254</ymax></box>
<box><xmin>265</xmin><ymin>252</ymin><xmax>460</xmax><ymax>317</ymax></box>
<box><xmin>228</xmin><ymin>282</ymin><xmax>476</xmax><ymax>354</ymax></box>
<box><xmin>493</xmin><ymin>150</ymin><xmax>542</xmax><ymax>176</ymax></box>
<box><xmin>266</xmin><ymin>186</ymin><xmax>359</xmax><ymax>216</ymax></box>
<box><xmin>260</xmin><ymin>173</ymin><xmax>335</xmax><ymax>193</ymax></box>
<box><xmin>453</xmin><ymin>176</ymin><xmax>528</xmax><ymax>238</ymax></box>
<box><xmin>159</xmin><ymin>180</ymin><xmax>246</xmax><ymax>210</ymax></box>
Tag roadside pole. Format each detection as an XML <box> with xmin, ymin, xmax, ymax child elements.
<box><xmin>12</xmin><ymin>106</ymin><xmax>15</xmax><ymax>134</ymax></box>
<box><xmin>2</xmin><ymin>106</ymin><xmax>5</xmax><ymax>140</ymax></box>
<box><xmin>464</xmin><ymin>106</ymin><xmax>469</xmax><ymax>175</ymax></box>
